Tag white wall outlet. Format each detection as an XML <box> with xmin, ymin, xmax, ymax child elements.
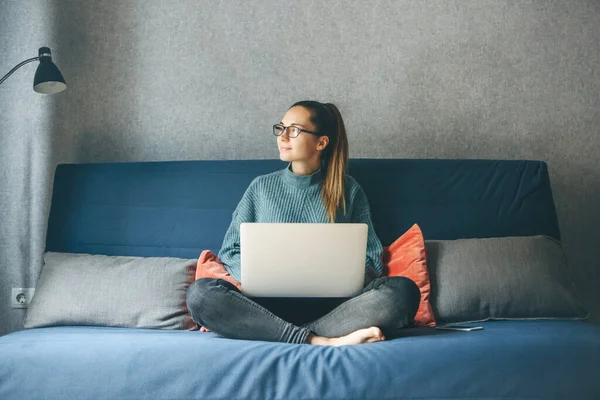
<box><xmin>11</xmin><ymin>288</ymin><xmax>35</xmax><ymax>309</ymax></box>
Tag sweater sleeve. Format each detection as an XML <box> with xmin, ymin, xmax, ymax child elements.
<box><xmin>351</xmin><ymin>185</ymin><xmax>384</xmax><ymax>280</ymax></box>
<box><xmin>217</xmin><ymin>180</ymin><xmax>259</xmax><ymax>283</ymax></box>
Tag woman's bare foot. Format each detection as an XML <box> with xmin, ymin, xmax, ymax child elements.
<box><xmin>309</xmin><ymin>327</ymin><xmax>385</xmax><ymax>346</ymax></box>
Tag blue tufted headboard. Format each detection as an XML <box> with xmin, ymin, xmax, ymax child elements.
<box><xmin>45</xmin><ymin>159</ymin><xmax>560</xmax><ymax>258</ymax></box>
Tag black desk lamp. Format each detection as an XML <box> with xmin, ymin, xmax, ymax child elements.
<box><xmin>0</xmin><ymin>47</ymin><xmax>66</xmax><ymax>94</ymax></box>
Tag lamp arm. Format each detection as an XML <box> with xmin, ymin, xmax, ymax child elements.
<box><xmin>0</xmin><ymin>57</ymin><xmax>41</xmax><ymax>85</ymax></box>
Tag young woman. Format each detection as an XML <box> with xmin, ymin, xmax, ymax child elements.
<box><xmin>187</xmin><ymin>101</ymin><xmax>420</xmax><ymax>346</ymax></box>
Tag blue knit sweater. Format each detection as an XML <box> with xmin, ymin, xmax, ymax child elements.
<box><xmin>218</xmin><ymin>164</ymin><xmax>384</xmax><ymax>284</ymax></box>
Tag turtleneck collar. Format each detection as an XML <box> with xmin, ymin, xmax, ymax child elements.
<box><xmin>281</xmin><ymin>163</ymin><xmax>324</xmax><ymax>189</ymax></box>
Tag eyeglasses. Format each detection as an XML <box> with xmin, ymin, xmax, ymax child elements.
<box><xmin>273</xmin><ymin>124</ymin><xmax>320</xmax><ymax>138</ymax></box>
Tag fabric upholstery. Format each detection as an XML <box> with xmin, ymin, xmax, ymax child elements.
<box><xmin>426</xmin><ymin>236</ymin><xmax>588</xmax><ymax>323</ymax></box>
<box><xmin>195</xmin><ymin>250</ymin><xmax>240</xmax><ymax>290</ymax></box>
<box><xmin>24</xmin><ymin>252</ymin><xmax>196</xmax><ymax>329</ymax></box>
<box><xmin>45</xmin><ymin>159</ymin><xmax>560</xmax><ymax>258</ymax></box>
<box><xmin>383</xmin><ymin>224</ymin><xmax>435</xmax><ymax>327</ymax></box>
<box><xmin>2</xmin><ymin>321</ymin><xmax>600</xmax><ymax>399</ymax></box>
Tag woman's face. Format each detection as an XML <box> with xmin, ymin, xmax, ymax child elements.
<box><xmin>277</xmin><ymin>106</ymin><xmax>328</xmax><ymax>165</ymax></box>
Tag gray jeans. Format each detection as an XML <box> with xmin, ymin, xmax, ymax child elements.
<box><xmin>186</xmin><ymin>276</ymin><xmax>421</xmax><ymax>344</ymax></box>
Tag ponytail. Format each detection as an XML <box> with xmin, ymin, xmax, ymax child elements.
<box><xmin>321</xmin><ymin>103</ymin><xmax>349</xmax><ymax>223</ymax></box>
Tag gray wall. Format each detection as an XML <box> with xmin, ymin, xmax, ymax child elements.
<box><xmin>1</xmin><ymin>0</ymin><xmax>599</xmax><ymax>335</ymax></box>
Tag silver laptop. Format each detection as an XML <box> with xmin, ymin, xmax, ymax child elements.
<box><xmin>239</xmin><ymin>223</ymin><xmax>368</xmax><ymax>297</ymax></box>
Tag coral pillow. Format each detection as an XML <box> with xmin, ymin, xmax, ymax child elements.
<box><xmin>383</xmin><ymin>224</ymin><xmax>436</xmax><ymax>327</ymax></box>
<box><xmin>195</xmin><ymin>250</ymin><xmax>241</xmax><ymax>290</ymax></box>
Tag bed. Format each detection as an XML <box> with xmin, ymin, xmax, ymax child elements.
<box><xmin>1</xmin><ymin>158</ymin><xmax>597</xmax><ymax>400</ymax></box>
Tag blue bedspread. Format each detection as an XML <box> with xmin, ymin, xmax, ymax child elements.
<box><xmin>1</xmin><ymin>320</ymin><xmax>599</xmax><ymax>399</ymax></box>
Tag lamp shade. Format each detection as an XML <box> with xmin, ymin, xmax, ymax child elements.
<box><xmin>33</xmin><ymin>47</ymin><xmax>66</xmax><ymax>94</ymax></box>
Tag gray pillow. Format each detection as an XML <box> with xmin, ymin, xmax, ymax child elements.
<box><xmin>24</xmin><ymin>252</ymin><xmax>197</xmax><ymax>329</ymax></box>
<box><xmin>426</xmin><ymin>235</ymin><xmax>588</xmax><ymax>324</ymax></box>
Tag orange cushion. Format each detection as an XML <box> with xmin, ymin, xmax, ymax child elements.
<box><xmin>383</xmin><ymin>224</ymin><xmax>436</xmax><ymax>327</ymax></box>
<box><xmin>195</xmin><ymin>250</ymin><xmax>241</xmax><ymax>290</ymax></box>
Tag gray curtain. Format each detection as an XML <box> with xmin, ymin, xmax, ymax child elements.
<box><xmin>0</xmin><ymin>0</ymin><xmax>59</xmax><ymax>334</ymax></box>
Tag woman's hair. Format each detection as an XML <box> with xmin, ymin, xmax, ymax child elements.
<box><xmin>290</xmin><ymin>101</ymin><xmax>349</xmax><ymax>223</ymax></box>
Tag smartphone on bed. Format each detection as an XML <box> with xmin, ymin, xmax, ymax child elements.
<box><xmin>435</xmin><ymin>325</ymin><xmax>484</xmax><ymax>332</ymax></box>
